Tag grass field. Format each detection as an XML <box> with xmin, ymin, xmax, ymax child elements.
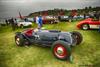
<box><xmin>0</xmin><ymin>21</ymin><xmax>100</xmax><ymax>67</ymax></box>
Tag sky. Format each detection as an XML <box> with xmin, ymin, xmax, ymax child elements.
<box><xmin>0</xmin><ymin>0</ymin><xmax>100</xmax><ymax>19</ymax></box>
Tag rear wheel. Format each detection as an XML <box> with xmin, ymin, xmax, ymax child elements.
<box><xmin>52</xmin><ymin>40</ymin><xmax>71</xmax><ymax>60</ymax></box>
<box><xmin>71</xmin><ymin>31</ymin><xmax>83</xmax><ymax>45</ymax></box>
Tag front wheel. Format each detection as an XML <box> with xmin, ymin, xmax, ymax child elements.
<box><xmin>81</xmin><ymin>24</ymin><xmax>89</xmax><ymax>30</ymax></box>
<box><xmin>51</xmin><ymin>40</ymin><xmax>71</xmax><ymax>60</ymax></box>
<box><xmin>20</xmin><ymin>24</ymin><xmax>24</xmax><ymax>28</ymax></box>
<box><xmin>15</xmin><ymin>33</ymin><xmax>30</xmax><ymax>46</ymax></box>
<box><xmin>15</xmin><ymin>33</ymin><xmax>24</xmax><ymax>46</ymax></box>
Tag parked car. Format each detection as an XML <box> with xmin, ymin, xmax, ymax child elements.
<box><xmin>16</xmin><ymin>20</ymin><xmax>32</xmax><ymax>28</ymax></box>
<box><xmin>15</xmin><ymin>28</ymin><xmax>83</xmax><ymax>60</ymax></box>
<box><xmin>77</xmin><ymin>18</ymin><xmax>100</xmax><ymax>30</ymax></box>
<box><xmin>0</xmin><ymin>20</ymin><xmax>6</xmax><ymax>26</ymax></box>
<box><xmin>42</xmin><ymin>16</ymin><xmax>59</xmax><ymax>24</ymax></box>
<box><xmin>58</xmin><ymin>16</ymin><xmax>69</xmax><ymax>22</ymax></box>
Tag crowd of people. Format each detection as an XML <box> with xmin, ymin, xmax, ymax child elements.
<box><xmin>7</xmin><ymin>18</ymin><xmax>18</xmax><ymax>30</ymax></box>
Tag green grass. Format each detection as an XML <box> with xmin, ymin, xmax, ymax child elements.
<box><xmin>0</xmin><ymin>22</ymin><xmax>100</xmax><ymax>67</ymax></box>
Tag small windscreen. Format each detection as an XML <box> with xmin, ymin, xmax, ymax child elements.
<box><xmin>49</xmin><ymin>30</ymin><xmax>61</xmax><ymax>32</ymax></box>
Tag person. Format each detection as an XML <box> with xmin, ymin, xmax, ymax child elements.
<box><xmin>5</xmin><ymin>19</ymin><xmax>8</xmax><ymax>25</ymax></box>
<box><xmin>10</xmin><ymin>18</ymin><xmax>16</xmax><ymax>30</ymax></box>
<box><xmin>14</xmin><ymin>18</ymin><xmax>18</xmax><ymax>29</ymax></box>
<box><xmin>99</xmin><ymin>25</ymin><xmax>100</xmax><ymax>32</ymax></box>
<box><xmin>83</xmin><ymin>13</ymin><xmax>86</xmax><ymax>19</ymax></box>
<box><xmin>36</xmin><ymin>15</ymin><xmax>43</xmax><ymax>29</ymax></box>
<box><xmin>36</xmin><ymin>16</ymin><xmax>39</xmax><ymax>28</ymax></box>
<box><xmin>98</xmin><ymin>11</ymin><xmax>100</xmax><ymax>32</ymax></box>
<box><xmin>69</xmin><ymin>15</ymin><xmax>73</xmax><ymax>22</ymax></box>
<box><xmin>95</xmin><ymin>11</ymin><xmax>100</xmax><ymax>32</ymax></box>
<box><xmin>94</xmin><ymin>11</ymin><xmax>100</xmax><ymax>21</ymax></box>
<box><xmin>38</xmin><ymin>15</ymin><xmax>43</xmax><ymax>29</ymax></box>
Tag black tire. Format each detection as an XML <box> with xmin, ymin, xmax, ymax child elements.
<box><xmin>71</xmin><ymin>31</ymin><xmax>83</xmax><ymax>45</ymax></box>
<box><xmin>20</xmin><ymin>24</ymin><xmax>24</xmax><ymax>28</ymax></box>
<box><xmin>81</xmin><ymin>24</ymin><xmax>89</xmax><ymax>30</ymax></box>
<box><xmin>15</xmin><ymin>33</ymin><xmax>31</xmax><ymax>46</ymax></box>
<box><xmin>15</xmin><ymin>33</ymin><xmax>24</xmax><ymax>46</ymax></box>
<box><xmin>29</xmin><ymin>25</ymin><xmax>32</xmax><ymax>27</ymax></box>
<box><xmin>50</xmin><ymin>21</ymin><xmax>54</xmax><ymax>24</ymax></box>
<box><xmin>51</xmin><ymin>40</ymin><xmax>71</xmax><ymax>60</ymax></box>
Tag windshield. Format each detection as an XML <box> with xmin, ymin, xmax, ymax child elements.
<box><xmin>17</xmin><ymin>20</ymin><xmax>25</xmax><ymax>22</ymax></box>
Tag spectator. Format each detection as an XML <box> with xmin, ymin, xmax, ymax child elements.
<box><xmin>36</xmin><ymin>16</ymin><xmax>39</xmax><ymax>28</ymax></box>
<box><xmin>94</xmin><ymin>11</ymin><xmax>99</xmax><ymax>21</ymax></box>
<box><xmin>99</xmin><ymin>25</ymin><xmax>100</xmax><ymax>33</ymax></box>
<box><xmin>58</xmin><ymin>16</ymin><xmax>61</xmax><ymax>21</ymax></box>
<box><xmin>38</xmin><ymin>15</ymin><xmax>43</xmax><ymax>29</ymax></box>
<box><xmin>10</xmin><ymin>18</ymin><xmax>16</xmax><ymax>30</ymax></box>
<box><xmin>89</xmin><ymin>11</ymin><xmax>94</xmax><ymax>18</ymax></box>
<box><xmin>5</xmin><ymin>19</ymin><xmax>8</xmax><ymax>25</ymax></box>
<box><xmin>83</xmin><ymin>13</ymin><xmax>86</xmax><ymax>19</ymax></box>
<box><xmin>36</xmin><ymin>15</ymin><xmax>43</xmax><ymax>29</ymax></box>
<box><xmin>14</xmin><ymin>18</ymin><xmax>18</xmax><ymax>29</ymax></box>
<box><xmin>24</xmin><ymin>18</ymin><xmax>28</xmax><ymax>22</ymax></box>
<box><xmin>69</xmin><ymin>15</ymin><xmax>73</xmax><ymax>22</ymax></box>
<box><xmin>98</xmin><ymin>11</ymin><xmax>100</xmax><ymax>32</ymax></box>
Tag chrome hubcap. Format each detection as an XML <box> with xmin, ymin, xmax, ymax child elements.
<box><xmin>56</xmin><ymin>47</ymin><xmax>64</xmax><ymax>55</ymax></box>
<box><xmin>16</xmin><ymin>38</ymin><xmax>20</xmax><ymax>45</ymax></box>
<box><xmin>83</xmin><ymin>25</ymin><xmax>88</xmax><ymax>30</ymax></box>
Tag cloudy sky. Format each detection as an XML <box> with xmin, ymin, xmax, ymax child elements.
<box><xmin>0</xmin><ymin>0</ymin><xmax>100</xmax><ymax>19</ymax></box>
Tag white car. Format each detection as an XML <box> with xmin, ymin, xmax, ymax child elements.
<box><xmin>0</xmin><ymin>21</ymin><xmax>6</xmax><ymax>26</ymax></box>
<box><xmin>17</xmin><ymin>20</ymin><xmax>32</xmax><ymax>28</ymax></box>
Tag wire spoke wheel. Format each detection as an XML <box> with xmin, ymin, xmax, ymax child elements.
<box><xmin>15</xmin><ymin>37</ymin><xmax>20</xmax><ymax>45</ymax></box>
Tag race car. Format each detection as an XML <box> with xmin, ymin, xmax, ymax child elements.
<box><xmin>77</xmin><ymin>18</ymin><xmax>100</xmax><ymax>30</ymax></box>
<box><xmin>15</xmin><ymin>28</ymin><xmax>83</xmax><ymax>60</ymax></box>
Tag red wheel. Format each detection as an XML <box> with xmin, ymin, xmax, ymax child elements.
<box><xmin>54</xmin><ymin>44</ymin><xmax>68</xmax><ymax>59</ymax></box>
<box><xmin>52</xmin><ymin>40</ymin><xmax>71</xmax><ymax>60</ymax></box>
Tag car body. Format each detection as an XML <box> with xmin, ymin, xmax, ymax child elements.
<box><xmin>16</xmin><ymin>20</ymin><xmax>32</xmax><ymax>28</ymax></box>
<box><xmin>15</xmin><ymin>28</ymin><xmax>83</xmax><ymax>60</ymax></box>
<box><xmin>77</xmin><ymin>18</ymin><xmax>100</xmax><ymax>30</ymax></box>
